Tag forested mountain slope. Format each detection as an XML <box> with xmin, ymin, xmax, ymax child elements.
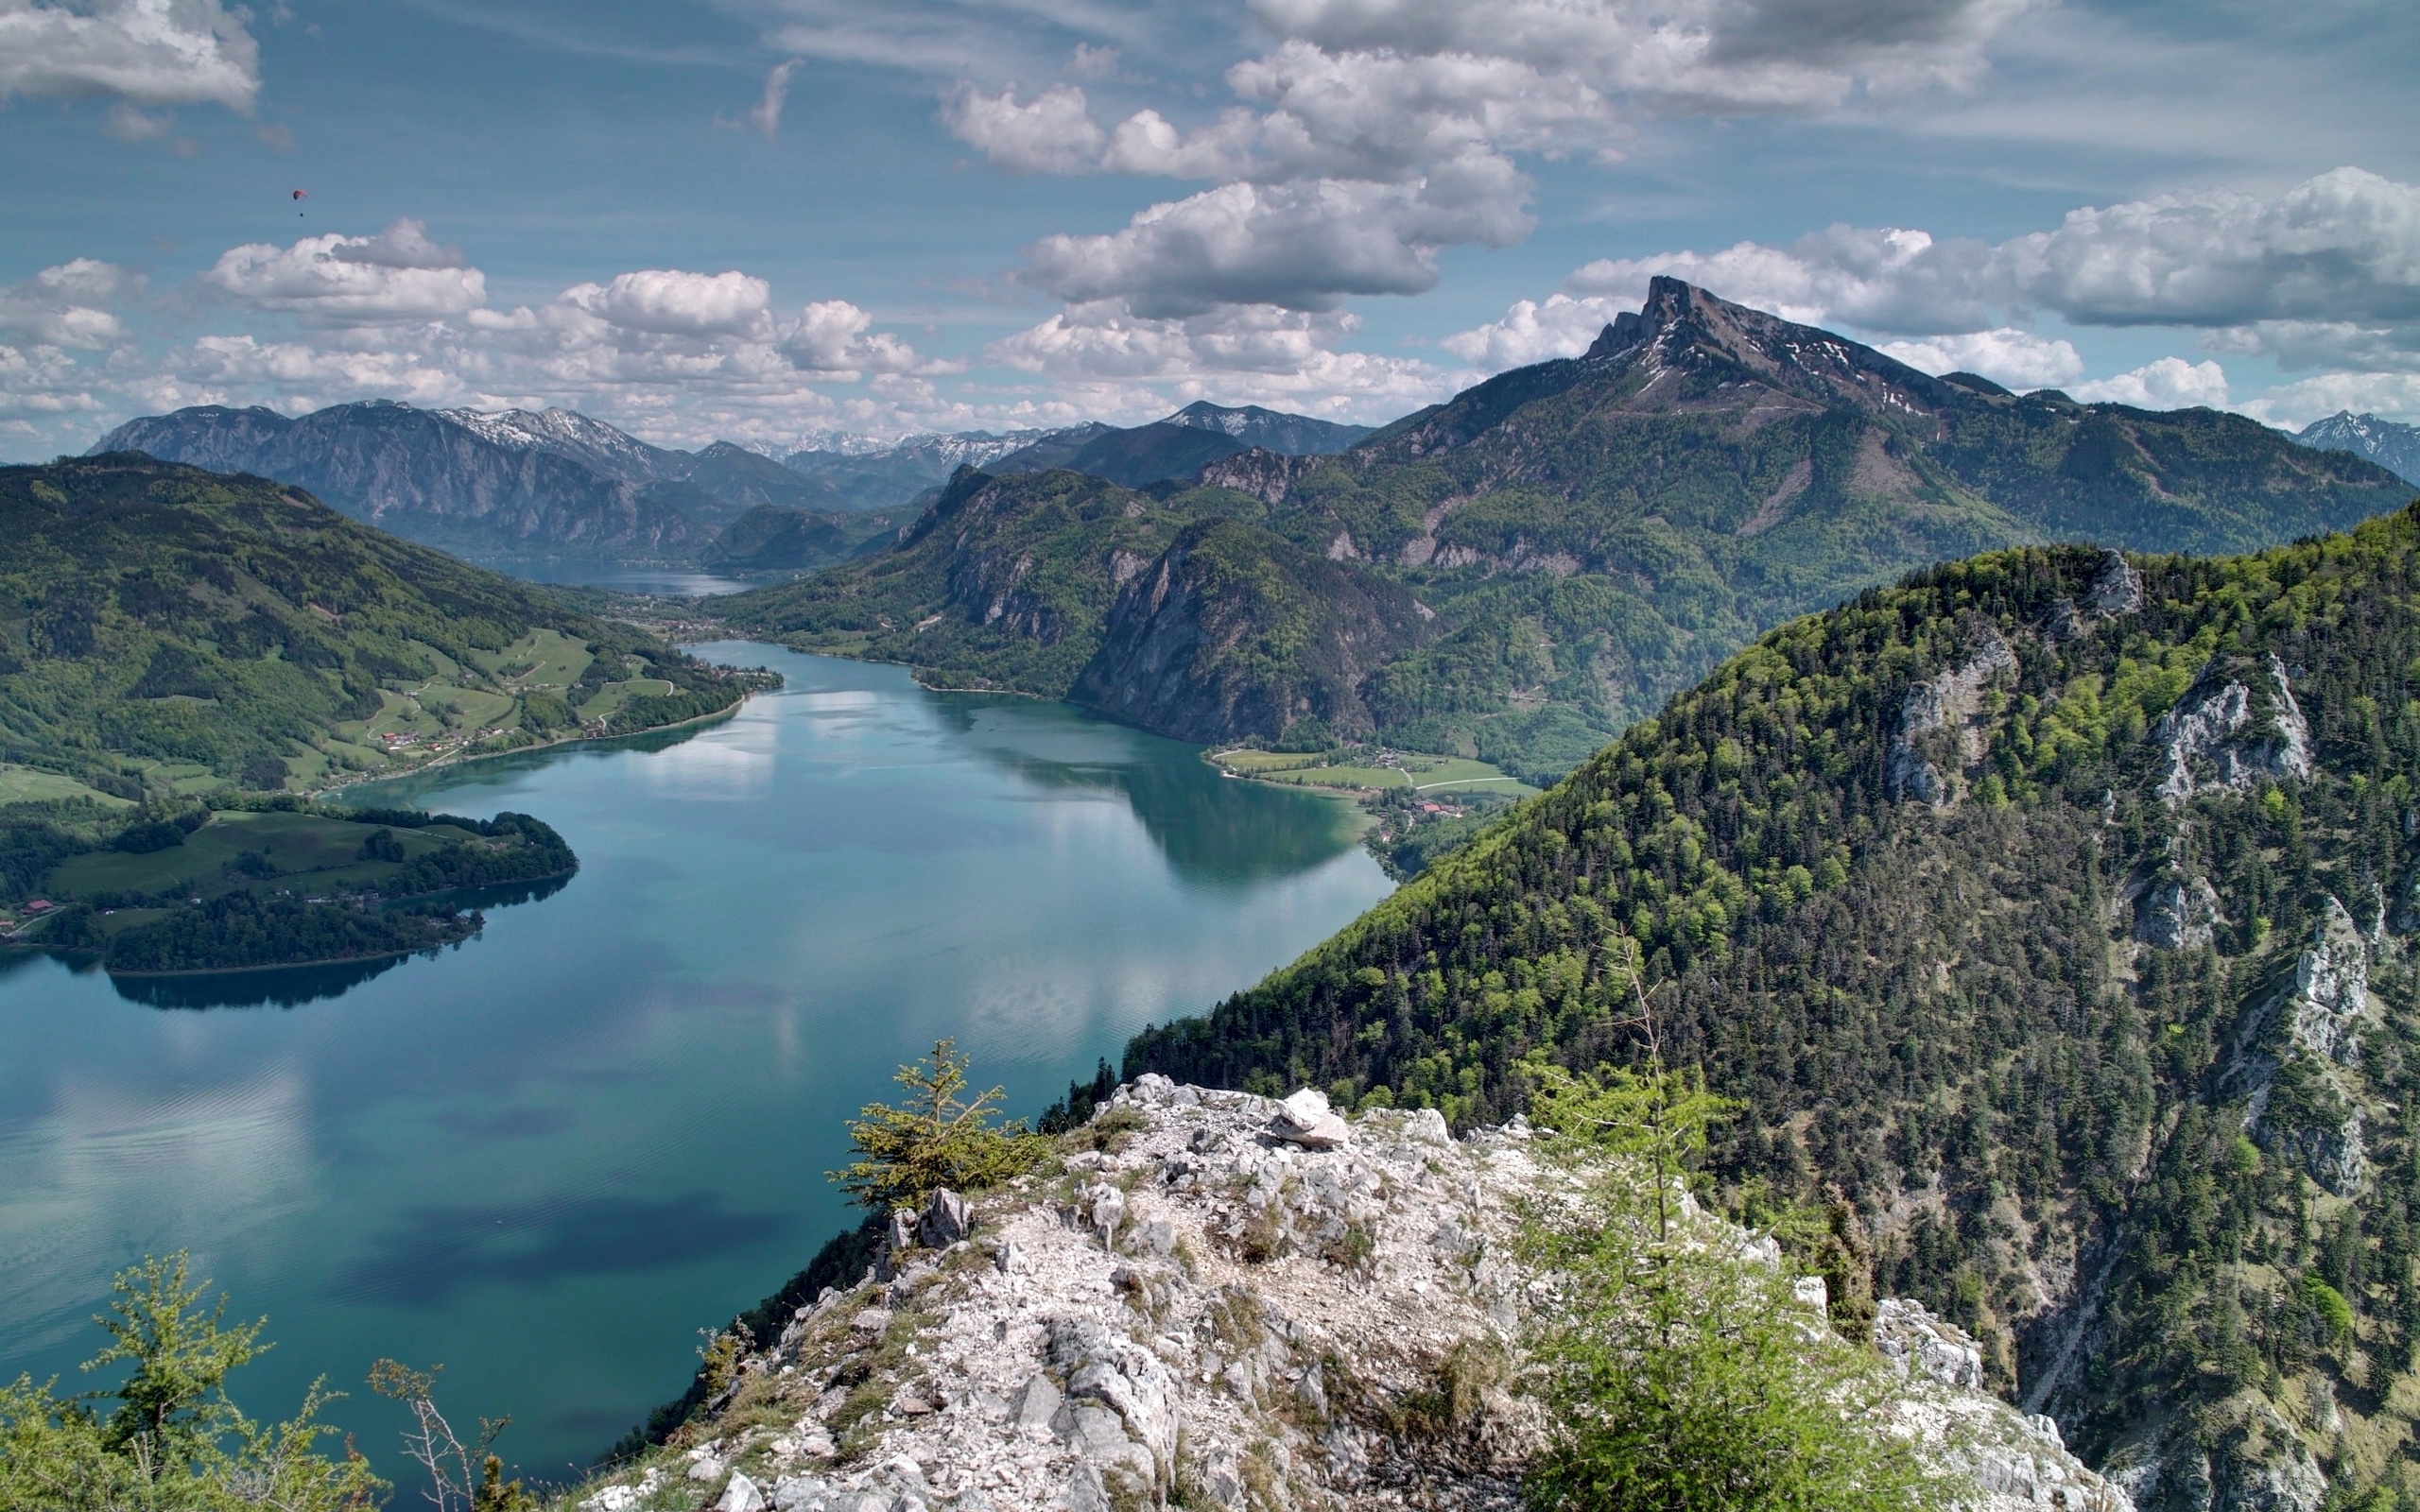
<box><xmin>727</xmin><ymin>281</ymin><xmax>2405</xmax><ymax>782</ymax></box>
<box><xmin>0</xmin><ymin>454</ymin><xmax>756</xmax><ymax>795</ymax></box>
<box><xmin>1126</xmin><ymin>510</ymin><xmax>2420</xmax><ymax>1506</ymax></box>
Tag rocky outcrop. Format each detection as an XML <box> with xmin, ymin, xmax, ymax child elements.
<box><xmin>2101</xmin><ymin>1401</ymin><xmax>2328</xmax><ymax>1512</ymax></box>
<box><xmin>2152</xmin><ymin>656</ymin><xmax>2312</xmax><ymax>805</ymax></box>
<box><xmin>1198</xmin><ymin>448</ymin><xmax>1330</xmax><ymax>507</ymax></box>
<box><xmin>2232</xmin><ymin>899</ymin><xmax>2374</xmax><ymax>1197</ymax></box>
<box><xmin>2136</xmin><ymin>875</ymin><xmax>2221</xmax><ymax>950</ymax></box>
<box><xmin>576</xmin><ymin>1079</ymin><xmax>2135</xmax><ymax>1512</ymax></box>
<box><xmin>1888</xmin><ymin>627</ymin><xmax>2019</xmax><ymax>804</ymax></box>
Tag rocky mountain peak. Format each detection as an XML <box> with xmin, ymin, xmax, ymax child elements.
<box><xmin>1584</xmin><ymin>275</ymin><xmax>1945</xmax><ymax>420</ymax></box>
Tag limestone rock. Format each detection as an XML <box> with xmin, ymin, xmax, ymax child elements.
<box><xmin>1888</xmin><ymin>627</ymin><xmax>2018</xmax><ymax>805</ymax></box>
<box><xmin>2152</xmin><ymin>655</ymin><xmax>2313</xmax><ymax>805</ymax></box>
<box><xmin>716</xmin><ymin>1470</ymin><xmax>767</xmax><ymax>1512</ymax></box>
<box><xmin>2137</xmin><ymin>875</ymin><xmax>2221</xmax><ymax>950</ymax></box>
<box><xmin>1874</xmin><ymin>1298</ymin><xmax>1985</xmax><ymax>1390</ymax></box>
<box><xmin>917</xmin><ymin>1187</ymin><xmax>971</xmax><ymax>1248</ymax></box>
<box><xmin>1269</xmin><ymin>1087</ymin><xmax>1351</xmax><ymax>1148</ymax></box>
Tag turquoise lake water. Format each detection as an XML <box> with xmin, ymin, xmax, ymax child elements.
<box><xmin>0</xmin><ymin>645</ymin><xmax>1392</xmax><ymax>1485</ymax></box>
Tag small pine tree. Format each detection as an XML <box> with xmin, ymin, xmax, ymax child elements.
<box><xmin>830</xmin><ymin>1040</ymin><xmax>1043</xmax><ymax>1212</ymax></box>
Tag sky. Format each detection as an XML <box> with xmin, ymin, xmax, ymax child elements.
<box><xmin>1</xmin><ymin>0</ymin><xmax>2415</xmax><ymax>459</ymax></box>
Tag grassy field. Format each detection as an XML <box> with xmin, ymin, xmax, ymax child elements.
<box><xmin>471</xmin><ymin>627</ymin><xmax>595</xmax><ymax>690</ymax></box>
<box><xmin>46</xmin><ymin>810</ymin><xmax>482</xmax><ymax>901</ymax></box>
<box><xmin>1207</xmin><ymin>747</ymin><xmax>1538</xmax><ymax>797</ymax></box>
<box><xmin>0</xmin><ymin>765</ymin><xmax>131</xmax><ymax>807</ymax></box>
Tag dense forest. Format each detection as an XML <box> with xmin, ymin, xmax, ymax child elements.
<box><xmin>718</xmin><ymin>279</ymin><xmax>2407</xmax><ymax>783</ymax></box>
<box><xmin>1128</xmin><ymin>505</ymin><xmax>2420</xmax><ymax>1504</ymax></box>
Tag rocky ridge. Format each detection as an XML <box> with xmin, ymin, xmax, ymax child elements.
<box><xmin>573</xmin><ymin>1078</ymin><xmax>2135</xmax><ymax>1512</ymax></box>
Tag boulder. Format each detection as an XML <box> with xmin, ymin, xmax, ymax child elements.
<box><xmin>1270</xmin><ymin>1088</ymin><xmax>1351</xmax><ymax>1149</ymax></box>
<box><xmin>715</xmin><ymin>1471</ymin><xmax>766</xmax><ymax>1512</ymax></box>
<box><xmin>918</xmin><ymin>1188</ymin><xmax>971</xmax><ymax>1248</ymax></box>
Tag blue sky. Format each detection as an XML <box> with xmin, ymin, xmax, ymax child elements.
<box><xmin>2</xmin><ymin>0</ymin><xmax>2415</xmax><ymax>457</ymax></box>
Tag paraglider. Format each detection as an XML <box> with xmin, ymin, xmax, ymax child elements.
<box><xmin>292</xmin><ymin>188</ymin><xmax>306</xmax><ymax>216</ymax></box>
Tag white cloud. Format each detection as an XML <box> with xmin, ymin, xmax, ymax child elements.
<box><xmin>933</xmin><ymin>0</ymin><xmax>2037</xmax><ymax>333</ymax></box>
<box><xmin>2068</xmin><ymin>357</ymin><xmax>2229</xmax><ymax>410</ymax></box>
<box><xmin>2241</xmin><ymin>371</ymin><xmax>2420</xmax><ymax>430</ymax></box>
<box><xmin>1441</xmin><ymin>292</ymin><xmax>1630</xmax><ymax>370</ymax></box>
<box><xmin>0</xmin><ymin>260</ymin><xmax>140</xmax><ymax>351</ymax></box>
<box><xmin>943</xmin><ymin>82</ymin><xmax>1106</xmax><ymax>174</ymax></box>
<box><xmin>989</xmin><ymin>299</ymin><xmax>1451</xmax><ymax>421</ymax></box>
<box><xmin>570</xmin><ymin>269</ymin><xmax>772</xmax><ymax>339</ymax></box>
<box><xmin>1248</xmin><ymin>0</ymin><xmax>2035</xmax><ymax>115</ymax></box>
<box><xmin>1026</xmin><ymin>156</ymin><xmax>1531</xmax><ymax>316</ymax></box>
<box><xmin>1993</xmin><ymin>168</ymin><xmax>2420</xmax><ymax>332</ymax></box>
<box><xmin>0</xmin><ymin>0</ymin><xmax>260</xmax><ymax>112</ymax></box>
<box><xmin>204</xmin><ymin>220</ymin><xmax>486</xmax><ymax>324</ymax></box>
<box><xmin>1877</xmin><ymin>329</ymin><xmax>2083</xmax><ymax>389</ymax></box>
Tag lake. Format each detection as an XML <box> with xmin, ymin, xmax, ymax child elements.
<box><xmin>0</xmin><ymin>645</ymin><xmax>1393</xmax><ymax>1484</ymax></box>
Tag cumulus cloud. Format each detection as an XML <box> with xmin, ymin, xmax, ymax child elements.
<box><xmin>1028</xmin><ymin>156</ymin><xmax>1531</xmax><ymax>316</ymax></box>
<box><xmin>0</xmin><ymin>259</ymin><xmax>140</xmax><ymax>350</ymax></box>
<box><xmin>2069</xmin><ymin>357</ymin><xmax>2230</xmax><ymax>410</ymax></box>
<box><xmin>988</xmin><ymin>298</ymin><xmax>1450</xmax><ymax>419</ymax></box>
<box><xmin>943</xmin><ymin>82</ymin><xmax>1106</xmax><ymax>174</ymax></box>
<box><xmin>1877</xmin><ymin>329</ymin><xmax>2083</xmax><ymax>389</ymax></box>
<box><xmin>0</xmin><ymin>0</ymin><xmax>260</xmax><ymax>112</ymax></box>
<box><xmin>2242</xmin><ymin>371</ymin><xmax>2420</xmax><ymax>431</ymax></box>
<box><xmin>567</xmin><ymin>269</ymin><xmax>772</xmax><ymax>339</ymax></box>
<box><xmin>205</xmin><ymin>220</ymin><xmax>486</xmax><ymax>323</ymax></box>
<box><xmin>936</xmin><ymin>0</ymin><xmax>2036</xmax><ymax>333</ymax></box>
<box><xmin>0</xmin><ymin>221</ymin><xmax>966</xmax><ymax>456</ymax></box>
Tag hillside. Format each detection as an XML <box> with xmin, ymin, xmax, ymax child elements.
<box><xmin>0</xmin><ymin>454</ymin><xmax>763</xmax><ymax>799</ymax></box>
<box><xmin>2298</xmin><ymin>411</ymin><xmax>2420</xmax><ymax>487</ymax></box>
<box><xmin>723</xmin><ymin>281</ymin><xmax>2408</xmax><ymax>783</ymax></box>
<box><xmin>1125</xmin><ymin>512</ymin><xmax>2420</xmax><ymax>1505</ymax></box>
<box><xmin>991</xmin><ymin>402</ymin><xmax>1373</xmax><ymax>488</ymax></box>
<box><xmin>700</xmin><ymin>505</ymin><xmax>899</xmax><ymax>574</ymax></box>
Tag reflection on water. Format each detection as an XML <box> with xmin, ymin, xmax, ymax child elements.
<box><xmin>0</xmin><ymin>645</ymin><xmax>1393</xmax><ymax>1483</ymax></box>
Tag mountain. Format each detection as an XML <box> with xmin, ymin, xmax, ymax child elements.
<box><xmin>91</xmin><ymin>401</ymin><xmax>719</xmax><ymax>563</ymax></box>
<box><xmin>2296</xmin><ymin>411</ymin><xmax>2420</xmax><ymax>486</ymax></box>
<box><xmin>700</xmin><ymin>504</ymin><xmax>899</xmax><ymax>573</ymax></box>
<box><xmin>989</xmin><ymin>403</ymin><xmax>1373</xmax><ymax>489</ymax></box>
<box><xmin>781</xmin><ymin>431</ymin><xmax>1052</xmax><ymax>512</ymax></box>
<box><xmin>87</xmin><ymin>401</ymin><xmax>852</xmax><ymax>564</ymax></box>
<box><xmin>1162</xmin><ymin>399</ymin><xmax>1374</xmax><ymax>455</ymax></box>
<box><xmin>724</xmin><ymin>279</ymin><xmax>2411</xmax><ymax>783</ymax></box>
<box><xmin>0</xmin><ymin>453</ymin><xmax>758</xmax><ymax>795</ymax></box>
<box><xmin>1123</xmin><ymin>516</ymin><xmax>2420</xmax><ymax>1505</ymax></box>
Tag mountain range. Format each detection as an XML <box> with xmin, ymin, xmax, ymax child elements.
<box><xmin>86</xmin><ymin>400</ymin><xmax>1370</xmax><ymax>572</ymax></box>
<box><xmin>2297</xmin><ymin>411</ymin><xmax>2420</xmax><ymax>487</ymax></box>
<box><xmin>718</xmin><ymin>277</ymin><xmax>2412</xmax><ymax>782</ymax></box>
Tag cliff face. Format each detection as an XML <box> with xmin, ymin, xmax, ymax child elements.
<box><xmin>1070</xmin><ymin>519</ymin><xmax>1429</xmax><ymax>745</ymax></box>
<box><xmin>574</xmin><ymin>1078</ymin><xmax>2135</xmax><ymax>1512</ymax></box>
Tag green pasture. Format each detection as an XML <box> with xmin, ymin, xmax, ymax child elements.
<box><xmin>0</xmin><ymin>766</ymin><xmax>132</xmax><ymax>807</ymax></box>
<box><xmin>45</xmin><ymin>810</ymin><xmax>477</xmax><ymax>901</ymax></box>
<box><xmin>475</xmin><ymin>628</ymin><xmax>594</xmax><ymax>690</ymax></box>
<box><xmin>576</xmin><ymin>678</ymin><xmax>675</xmax><ymax>721</ymax></box>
